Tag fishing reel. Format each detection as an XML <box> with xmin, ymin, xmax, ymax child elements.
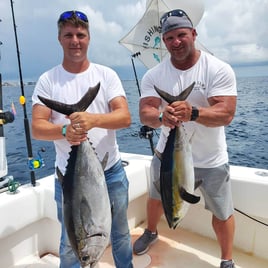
<box><xmin>28</xmin><ymin>147</ymin><xmax>45</xmax><ymax>170</ymax></box>
<box><xmin>139</xmin><ymin>125</ymin><xmax>154</xmax><ymax>140</ymax></box>
<box><xmin>0</xmin><ymin>175</ymin><xmax>20</xmax><ymax>194</ymax></box>
<box><xmin>7</xmin><ymin>176</ymin><xmax>20</xmax><ymax>194</ymax></box>
<box><xmin>0</xmin><ymin>111</ymin><xmax>14</xmax><ymax>125</ymax></box>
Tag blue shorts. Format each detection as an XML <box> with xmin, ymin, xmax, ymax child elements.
<box><xmin>149</xmin><ymin>155</ymin><xmax>234</xmax><ymax>221</ymax></box>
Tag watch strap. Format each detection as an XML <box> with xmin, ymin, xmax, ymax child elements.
<box><xmin>62</xmin><ymin>125</ymin><xmax>67</xmax><ymax>137</ymax></box>
<box><xmin>190</xmin><ymin>106</ymin><xmax>199</xmax><ymax>121</ymax></box>
<box><xmin>159</xmin><ymin>112</ymin><xmax>163</xmax><ymax>122</ymax></box>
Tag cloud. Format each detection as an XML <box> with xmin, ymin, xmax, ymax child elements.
<box><xmin>0</xmin><ymin>0</ymin><xmax>147</xmax><ymax>80</ymax></box>
<box><xmin>0</xmin><ymin>0</ymin><xmax>267</xmax><ymax>81</ymax></box>
<box><xmin>197</xmin><ymin>0</ymin><xmax>268</xmax><ymax>63</ymax></box>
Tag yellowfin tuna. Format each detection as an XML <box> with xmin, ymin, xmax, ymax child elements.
<box><xmin>154</xmin><ymin>82</ymin><xmax>200</xmax><ymax>229</ymax></box>
<box><xmin>38</xmin><ymin>83</ymin><xmax>111</xmax><ymax>267</ymax></box>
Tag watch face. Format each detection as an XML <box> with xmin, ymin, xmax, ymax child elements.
<box><xmin>191</xmin><ymin>107</ymin><xmax>199</xmax><ymax>121</ymax></box>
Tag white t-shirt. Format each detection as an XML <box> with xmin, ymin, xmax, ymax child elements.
<box><xmin>32</xmin><ymin>63</ymin><xmax>126</xmax><ymax>174</ymax></box>
<box><xmin>141</xmin><ymin>51</ymin><xmax>237</xmax><ymax>168</ymax></box>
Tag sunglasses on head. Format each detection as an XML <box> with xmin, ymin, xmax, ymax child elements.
<box><xmin>160</xmin><ymin>9</ymin><xmax>193</xmax><ymax>26</ymax></box>
<box><xmin>59</xmin><ymin>11</ymin><xmax>88</xmax><ymax>23</ymax></box>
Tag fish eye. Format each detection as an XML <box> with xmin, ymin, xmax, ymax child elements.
<box><xmin>82</xmin><ymin>255</ymin><xmax>90</xmax><ymax>262</ymax></box>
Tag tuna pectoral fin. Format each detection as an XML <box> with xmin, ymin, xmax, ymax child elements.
<box><xmin>56</xmin><ymin>166</ymin><xmax>64</xmax><ymax>185</ymax></box>
<box><xmin>101</xmin><ymin>152</ymin><xmax>109</xmax><ymax>170</ymax></box>
<box><xmin>179</xmin><ymin>187</ymin><xmax>200</xmax><ymax>204</ymax></box>
<box><xmin>194</xmin><ymin>179</ymin><xmax>203</xmax><ymax>190</ymax></box>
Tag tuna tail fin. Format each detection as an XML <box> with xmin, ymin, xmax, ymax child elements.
<box><xmin>38</xmin><ymin>82</ymin><xmax>101</xmax><ymax>116</ymax></box>
<box><xmin>179</xmin><ymin>186</ymin><xmax>200</xmax><ymax>204</ymax></box>
<box><xmin>154</xmin><ymin>82</ymin><xmax>195</xmax><ymax>104</ymax></box>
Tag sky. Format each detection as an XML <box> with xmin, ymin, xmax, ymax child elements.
<box><xmin>0</xmin><ymin>0</ymin><xmax>268</xmax><ymax>81</ymax></box>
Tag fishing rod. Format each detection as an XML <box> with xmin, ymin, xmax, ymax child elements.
<box><xmin>131</xmin><ymin>52</ymin><xmax>156</xmax><ymax>155</ymax></box>
<box><xmin>10</xmin><ymin>0</ymin><xmax>36</xmax><ymax>186</ymax></box>
<box><xmin>0</xmin><ymin>39</ymin><xmax>3</xmax><ymax>138</ymax></box>
<box><xmin>0</xmin><ymin>27</ymin><xmax>8</xmax><ymax>181</ymax></box>
<box><xmin>0</xmin><ymin>73</ymin><xmax>8</xmax><ymax>179</ymax></box>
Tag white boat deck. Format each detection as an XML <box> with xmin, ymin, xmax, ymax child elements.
<box><xmin>2</xmin><ymin>153</ymin><xmax>268</xmax><ymax>268</ymax></box>
<box><xmin>14</xmin><ymin>219</ymin><xmax>268</xmax><ymax>268</ymax></box>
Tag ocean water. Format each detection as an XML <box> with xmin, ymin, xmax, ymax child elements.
<box><xmin>1</xmin><ymin>76</ymin><xmax>268</xmax><ymax>185</ymax></box>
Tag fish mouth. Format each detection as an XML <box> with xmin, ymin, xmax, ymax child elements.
<box><xmin>86</xmin><ymin>230</ymin><xmax>109</xmax><ymax>240</ymax></box>
<box><xmin>89</xmin><ymin>232</ymin><xmax>107</xmax><ymax>238</ymax></box>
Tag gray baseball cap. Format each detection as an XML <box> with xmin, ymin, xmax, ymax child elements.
<box><xmin>161</xmin><ymin>9</ymin><xmax>193</xmax><ymax>35</ymax></box>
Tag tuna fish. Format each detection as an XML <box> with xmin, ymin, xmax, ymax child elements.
<box><xmin>38</xmin><ymin>82</ymin><xmax>111</xmax><ymax>268</ymax></box>
<box><xmin>154</xmin><ymin>82</ymin><xmax>200</xmax><ymax>229</ymax></box>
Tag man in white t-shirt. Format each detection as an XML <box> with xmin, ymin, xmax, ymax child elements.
<box><xmin>32</xmin><ymin>11</ymin><xmax>133</xmax><ymax>268</ymax></box>
<box><xmin>133</xmin><ymin>9</ymin><xmax>237</xmax><ymax>268</ymax></box>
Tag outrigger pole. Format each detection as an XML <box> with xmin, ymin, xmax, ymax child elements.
<box><xmin>10</xmin><ymin>0</ymin><xmax>36</xmax><ymax>186</ymax></box>
<box><xmin>131</xmin><ymin>52</ymin><xmax>155</xmax><ymax>155</ymax></box>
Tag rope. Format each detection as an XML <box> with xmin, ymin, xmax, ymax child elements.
<box><xmin>235</xmin><ymin>208</ymin><xmax>268</xmax><ymax>227</ymax></box>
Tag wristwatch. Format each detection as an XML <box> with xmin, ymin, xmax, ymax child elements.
<box><xmin>159</xmin><ymin>112</ymin><xmax>163</xmax><ymax>122</ymax></box>
<box><xmin>190</xmin><ymin>106</ymin><xmax>199</xmax><ymax>121</ymax></box>
<box><xmin>62</xmin><ymin>124</ymin><xmax>67</xmax><ymax>137</ymax></box>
